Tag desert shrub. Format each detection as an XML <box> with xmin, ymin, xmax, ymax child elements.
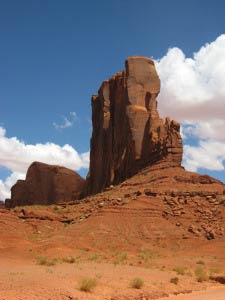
<box><xmin>37</xmin><ymin>256</ymin><xmax>56</xmax><ymax>266</ymax></box>
<box><xmin>78</xmin><ymin>278</ymin><xmax>97</xmax><ymax>292</ymax></box>
<box><xmin>173</xmin><ymin>266</ymin><xmax>186</xmax><ymax>275</ymax></box>
<box><xmin>130</xmin><ymin>277</ymin><xmax>144</xmax><ymax>289</ymax></box>
<box><xmin>195</xmin><ymin>267</ymin><xmax>208</xmax><ymax>282</ymax></box>
<box><xmin>170</xmin><ymin>277</ymin><xmax>179</xmax><ymax>285</ymax></box>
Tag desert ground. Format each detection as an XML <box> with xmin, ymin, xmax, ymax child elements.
<box><xmin>1</xmin><ymin>166</ymin><xmax>225</xmax><ymax>299</ymax></box>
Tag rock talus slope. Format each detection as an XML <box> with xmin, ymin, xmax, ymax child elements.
<box><xmin>5</xmin><ymin>162</ymin><xmax>85</xmax><ymax>208</ymax></box>
<box><xmin>87</xmin><ymin>56</ymin><xmax>182</xmax><ymax>194</ymax></box>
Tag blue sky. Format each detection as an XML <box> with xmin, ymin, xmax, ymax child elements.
<box><xmin>0</xmin><ymin>0</ymin><xmax>225</xmax><ymax>200</ymax></box>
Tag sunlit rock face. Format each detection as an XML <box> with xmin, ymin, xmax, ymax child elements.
<box><xmin>5</xmin><ymin>162</ymin><xmax>85</xmax><ymax>207</ymax></box>
<box><xmin>86</xmin><ymin>56</ymin><xmax>183</xmax><ymax>195</ymax></box>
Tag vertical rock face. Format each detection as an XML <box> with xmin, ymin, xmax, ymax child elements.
<box><xmin>6</xmin><ymin>162</ymin><xmax>85</xmax><ymax>208</ymax></box>
<box><xmin>86</xmin><ymin>56</ymin><xmax>183</xmax><ymax>195</ymax></box>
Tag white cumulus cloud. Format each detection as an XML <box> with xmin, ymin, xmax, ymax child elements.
<box><xmin>156</xmin><ymin>34</ymin><xmax>225</xmax><ymax>174</ymax></box>
<box><xmin>156</xmin><ymin>34</ymin><xmax>225</xmax><ymax>127</ymax></box>
<box><xmin>0</xmin><ymin>171</ymin><xmax>25</xmax><ymax>200</ymax></box>
<box><xmin>183</xmin><ymin>140</ymin><xmax>225</xmax><ymax>172</ymax></box>
<box><xmin>0</xmin><ymin>126</ymin><xmax>89</xmax><ymax>200</ymax></box>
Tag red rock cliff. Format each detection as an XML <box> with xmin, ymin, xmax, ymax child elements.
<box><xmin>5</xmin><ymin>162</ymin><xmax>85</xmax><ymax>208</ymax></box>
<box><xmin>86</xmin><ymin>56</ymin><xmax>182</xmax><ymax>194</ymax></box>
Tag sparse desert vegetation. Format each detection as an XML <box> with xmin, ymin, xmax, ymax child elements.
<box><xmin>114</xmin><ymin>252</ymin><xmax>128</xmax><ymax>265</ymax></box>
<box><xmin>78</xmin><ymin>278</ymin><xmax>97</xmax><ymax>292</ymax></box>
<box><xmin>195</xmin><ymin>266</ymin><xmax>208</xmax><ymax>282</ymax></box>
<box><xmin>37</xmin><ymin>256</ymin><xmax>56</xmax><ymax>266</ymax></box>
<box><xmin>173</xmin><ymin>266</ymin><xmax>187</xmax><ymax>276</ymax></box>
<box><xmin>130</xmin><ymin>277</ymin><xmax>144</xmax><ymax>289</ymax></box>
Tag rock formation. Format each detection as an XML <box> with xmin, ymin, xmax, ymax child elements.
<box><xmin>5</xmin><ymin>162</ymin><xmax>85</xmax><ymax>208</ymax></box>
<box><xmin>86</xmin><ymin>56</ymin><xmax>182</xmax><ymax>194</ymax></box>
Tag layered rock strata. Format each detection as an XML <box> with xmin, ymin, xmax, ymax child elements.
<box><xmin>5</xmin><ymin>162</ymin><xmax>85</xmax><ymax>208</ymax></box>
<box><xmin>87</xmin><ymin>56</ymin><xmax>182</xmax><ymax>194</ymax></box>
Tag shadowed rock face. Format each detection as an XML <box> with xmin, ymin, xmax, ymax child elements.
<box><xmin>86</xmin><ymin>56</ymin><xmax>183</xmax><ymax>195</ymax></box>
<box><xmin>5</xmin><ymin>162</ymin><xmax>85</xmax><ymax>208</ymax></box>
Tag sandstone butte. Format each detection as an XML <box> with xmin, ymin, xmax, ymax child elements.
<box><xmin>5</xmin><ymin>162</ymin><xmax>85</xmax><ymax>208</ymax></box>
<box><xmin>86</xmin><ymin>56</ymin><xmax>182</xmax><ymax>194</ymax></box>
<box><xmin>5</xmin><ymin>56</ymin><xmax>224</xmax><ymax>208</ymax></box>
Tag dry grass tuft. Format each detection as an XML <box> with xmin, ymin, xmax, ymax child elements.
<box><xmin>78</xmin><ymin>278</ymin><xmax>97</xmax><ymax>292</ymax></box>
<box><xmin>195</xmin><ymin>266</ymin><xmax>208</xmax><ymax>282</ymax></box>
<box><xmin>130</xmin><ymin>277</ymin><xmax>144</xmax><ymax>289</ymax></box>
<box><xmin>173</xmin><ymin>266</ymin><xmax>186</xmax><ymax>275</ymax></box>
<box><xmin>37</xmin><ymin>256</ymin><xmax>56</xmax><ymax>266</ymax></box>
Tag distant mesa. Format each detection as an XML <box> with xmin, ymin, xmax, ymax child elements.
<box><xmin>5</xmin><ymin>162</ymin><xmax>85</xmax><ymax>208</ymax></box>
<box><xmin>86</xmin><ymin>56</ymin><xmax>182</xmax><ymax>194</ymax></box>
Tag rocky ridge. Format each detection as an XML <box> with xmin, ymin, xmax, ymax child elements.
<box><xmin>6</xmin><ymin>164</ymin><xmax>225</xmax><ymax>241</ymax></box>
